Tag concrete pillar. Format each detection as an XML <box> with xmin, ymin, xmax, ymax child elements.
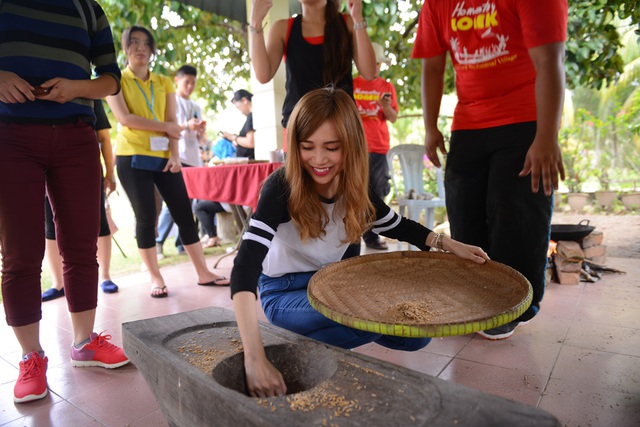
<box><xmin>246</xmin><ymin>0</ymin><xmax>288</xmax><ymax>160</ymax></box>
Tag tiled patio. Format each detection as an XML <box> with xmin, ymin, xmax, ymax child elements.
<box><xmin>1</xmin><ymin>249</ymin><xmax>639</xmax><ymax>426</ymax></box>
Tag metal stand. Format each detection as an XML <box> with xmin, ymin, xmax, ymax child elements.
<box><xmin>213</xmin><ymin>205</ymin><xmax>250</xmax><ymax>268</ymax></box>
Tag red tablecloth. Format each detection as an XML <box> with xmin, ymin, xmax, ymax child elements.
<box><xmin>182</xmin><ymin>162</ymin><xmax>282</xmax><ymax>209</ymax></box>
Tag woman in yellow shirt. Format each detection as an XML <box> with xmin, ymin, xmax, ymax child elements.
<box><xmin>107</xmin><ymin>26</ymin><xmax>228</xmax><ymax>297</ymax></box>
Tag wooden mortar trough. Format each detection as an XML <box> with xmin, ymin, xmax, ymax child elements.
<box><xmin>123</xmin><ymin>307</ymin><xmax>560</xmax><ymax>427</ymax></box>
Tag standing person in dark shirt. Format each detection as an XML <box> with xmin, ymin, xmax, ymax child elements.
<box><xmin>222</xmin><ymin>89</ymin><xmax>255</xmax><ymax>159</ymax></box>
<box><xmin>0</xmin><ymin>0</ymin><xmax>129</xmax><ymax>404</ymax></box>
<box><xmin>230</xmin><ymin>87</ymin><xmax>489</xmax><ymax>398</ymax></box>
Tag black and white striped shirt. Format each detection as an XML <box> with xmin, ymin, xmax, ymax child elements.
<box><xmin>230</xmin><ymin>168</ymin><xmax>432</xmax><ymax>297</ymax></box>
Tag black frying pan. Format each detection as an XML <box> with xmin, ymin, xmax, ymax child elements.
<box><xmin>550</xmin><ymin>219</ymin><xmax>595</xmax><ymax>242</ymax></box>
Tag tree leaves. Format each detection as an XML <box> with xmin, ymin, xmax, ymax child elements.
<box><xmin>100</xmin><ymin>0</ymin><xmax>639</xmax><ymax>113</ymax></box>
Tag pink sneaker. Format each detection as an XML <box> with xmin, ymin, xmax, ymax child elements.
<box><xmin>14</xmin><ymin>351</ymin><xmax>48</xmax><ymax>403</ymax></box>
<box><xmin>70</xmin><ymin>332</ymin><xmax>130</xmax><ymax>369</ymax></box>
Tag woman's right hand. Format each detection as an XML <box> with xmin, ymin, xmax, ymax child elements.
<box><xmin>424</xmin><ymin>126</ymin><xmax>446</xmax><ymax>168</ymax></box>
<box><xmin>164</xmin><ymin>122</ymin><xmax>183</xmax><ymax>140</ymax></box>
<box><xmin>251</xmin><ymin>0</ymin><xmax>272</xmax><ymax>26</ymax></box>
<box><xmin>244</xmin><ymin>354</ymin><xmax>287</xmax><ymax>398</ymax></box>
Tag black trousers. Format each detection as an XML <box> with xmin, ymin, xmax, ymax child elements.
<box><xmin>446</xmin><ymin>122</ymin><xmax>552</xmax><ymax>321</ymax></box>
<box><xmin>363</xmin><ymin>152</ymin><xmax>391</xmax><ymax>244</ymax></box>
<box><xmin>116</xmin><ymin>156</ymin><xmax>199</xmax><ymax>249</ymax></box>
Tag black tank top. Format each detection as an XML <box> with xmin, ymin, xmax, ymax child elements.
<box><xmin>282</xmin><ymin>15</ymin><xmax>354</xmax><ymax>127</ymax></box>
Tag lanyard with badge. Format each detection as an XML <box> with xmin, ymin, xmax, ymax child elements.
<box><xmin>135</xmin><ymin>80</ymin><xmax>169</xmax><ymax>151</ymax></box>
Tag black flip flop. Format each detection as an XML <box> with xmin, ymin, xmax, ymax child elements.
<box><xmin>150</xmin><ymin>286</ymin><xmax>168</xmax><ymax>298</ymax></box>
<box><xmin>197</xmin><ymin>277</ymin><xmax>230</xmax><ymax>287</ymax></box>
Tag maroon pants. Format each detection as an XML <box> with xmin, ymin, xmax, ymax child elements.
<box><xmin>0</xmin><ymin>122</ymin><xmax>101</xmax><ymax>327</ymax></box>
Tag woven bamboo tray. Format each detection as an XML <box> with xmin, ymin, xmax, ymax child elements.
<box><xmin>308</xmin><ymin>251</ymin><xmax>532</xmax><ymax>338</ymax></box>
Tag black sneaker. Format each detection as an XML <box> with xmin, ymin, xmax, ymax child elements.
<box><xmin>477</xmin><ymin>319</ymin><xmax>531</xmax><ymax>340</ymax></box>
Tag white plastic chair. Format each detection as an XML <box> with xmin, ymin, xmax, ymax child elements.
<box><xmin>387</xmin><ymin>144</ymin><xmax>446</xmax><ymax>249</ymax></box>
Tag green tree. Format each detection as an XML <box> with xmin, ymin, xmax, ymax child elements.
<box><xmin>100</xmin><ymin>0</ymin><xmax>639</xmax><ymax>113</ymax></box>
<box><xmin>101</xmin><ymin>0</ymin><xmax>249</xmax><ymax>112</ymax></box>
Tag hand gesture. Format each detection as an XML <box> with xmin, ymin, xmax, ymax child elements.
<box><xmin>245</xmin><ymin>355</ymin><xmax>287</xmax><ymax>398</ymax></box>
<box><xmin>378</xmin><ymin>93</ymin><xmax>391</xmax><ymax>108</ymax></box>
<box><xmin>519</xmin><ymin>135</ymin><xmax>565</xmax><ymax>195</ymax></box>
<box><xmin>251</xmin><ymin>0</ymin><xmax>273</xmax><ymax>26</ymax></box>
<box><xmin>424</xmin><ymin>127</ymin><xmax>447</xmax><ymax>168</ymax></box>
<box><xmin>347</xmin><ymin>0</ymin><xmax>364</xmax><ymax>21</ymax></box>
<box><xmin>0</xmin><ymin>71</ymin><xmax>36</xmax><ymax>103</ymax></box>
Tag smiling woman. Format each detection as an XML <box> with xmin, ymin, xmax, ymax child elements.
<box><xmin>228</xmin><ymin>87</ymin><xmax>490</xmax><ymax>398</ymax></box>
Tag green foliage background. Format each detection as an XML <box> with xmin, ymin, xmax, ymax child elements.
<box><xmin>100</xmin><ymin>0</ymin><xmax>640</xmax><ymax>113</ymax></box>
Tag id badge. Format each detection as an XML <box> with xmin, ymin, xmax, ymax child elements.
<box><xmin>150</xmin><ymin>136</ymin><xmax>169</xmax><ymax>151</ymax></box>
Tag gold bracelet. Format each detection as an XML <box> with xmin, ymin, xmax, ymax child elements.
<box><xmin>249</xmin><ymin>23</ymin><xmax>265</xmax><ymax>34</ymax></box>
<box><xmin>353</xmin><ymin>21</ymin><xmax>367</xmax><ymax>31</ymax></box>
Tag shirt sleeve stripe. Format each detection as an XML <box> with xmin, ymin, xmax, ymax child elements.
<box><xmin>372</xmin><ymin>209</ymin><xmax>395</xmax><ymax>226</ymax></box>
<box><xmin>242</xmin><ymin>232</ymin><xmax>272</xmax><ymax>249</ymax></box>
<box><xmin>249</xmin><ymin>218</ymin><xmax>276</xmax><ymax>236</ymax></box>
<box><xmin>372</xmin><ymin>212</ymin><xmax>402</xmax><ymax>234</ymax></box>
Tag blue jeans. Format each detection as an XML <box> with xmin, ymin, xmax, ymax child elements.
<box><xmin>258</xmin><ymin>272</ymin><xmax>431</xmax><ymax>351</ymax></box>
<box><xmin>446</xmin><ymin>122</ymin><xmax>552</xmax><ymax>322</ymax></box>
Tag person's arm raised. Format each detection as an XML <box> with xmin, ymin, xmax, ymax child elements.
<box><xmin>250</xmin><ymin>0</ymin><xmax>287</xmax><ymax>84</ymax></box>
<box><xmin>347</xmin><ymin>0</ymin><xmax>376</xmax><ymax>80</ymax></box>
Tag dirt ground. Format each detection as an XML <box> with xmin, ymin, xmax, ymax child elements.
<box><xmin>551</xmin><ymin>212</ymin><xmax>640</xmax><ymax>259</ymax></box>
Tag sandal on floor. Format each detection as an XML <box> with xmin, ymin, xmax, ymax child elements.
<box><xmin>150</xmin><ymin>286</ymin><xmax>169</xmax><ymax>298</ymax></box>
<box><xmin>100</xmin><ymin>280</ymin><xmax>119</xmax><ymax>294</ymax></box>
<box><xmin>197</xmin><ymin>276</ymin><xmax>230</xmax><ymax>287</ymax></box>
<box><xmin>202</xmin><ymin>237</ymin><xmax>220</xmax><ymax>248</ymax></box>
<box><xmin>42</xmin><ymin>287</ymin><xmax>65</xmax><ymax>302</ymax></box>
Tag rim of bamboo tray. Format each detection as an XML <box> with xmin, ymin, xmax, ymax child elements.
<box><xmin>307</xmin><ymin>251</ymin><xmax>532</xmax><ymax>338</ymax></box>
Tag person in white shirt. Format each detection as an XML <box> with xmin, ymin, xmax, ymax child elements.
<box><xmin>156</xmin><ymin>64</ymin><xmax>207</xmax><ymax>255</ymax></box>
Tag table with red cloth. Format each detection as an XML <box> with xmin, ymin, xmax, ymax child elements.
<box><xmin>182</xmin><ymin>162</ymin><xmax>282</xmax><ymax>208</ymax></box>
<box><xmin>182</xmin><ymin>162</ymin><xmax>283</xmax><ymax>266</ymax></box>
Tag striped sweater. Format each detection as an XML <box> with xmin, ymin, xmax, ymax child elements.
<box><xmin>230</xmin><ymin>168</ymin><xmax>432</xmax><ymax>297</ymax></box>
<box><xmin>0</xmin><ymin>0</ymin><xmax>120</xmax><ymax>124</ymax></box>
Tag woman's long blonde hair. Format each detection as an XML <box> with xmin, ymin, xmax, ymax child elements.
<box><xmin>285</xmin><ymin>87</ymin><xmax>374</xmax><ymax>243</ymax></box>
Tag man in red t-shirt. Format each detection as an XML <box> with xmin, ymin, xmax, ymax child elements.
<box><xmin>412</xmin><ymin>0</ymin><xmax>568</xmax><ymax>339</ymax></box>
<box><xmin>354</xmin><ymin>42</ymin><xmax>398</xmax><ymax>250</ymax></box>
